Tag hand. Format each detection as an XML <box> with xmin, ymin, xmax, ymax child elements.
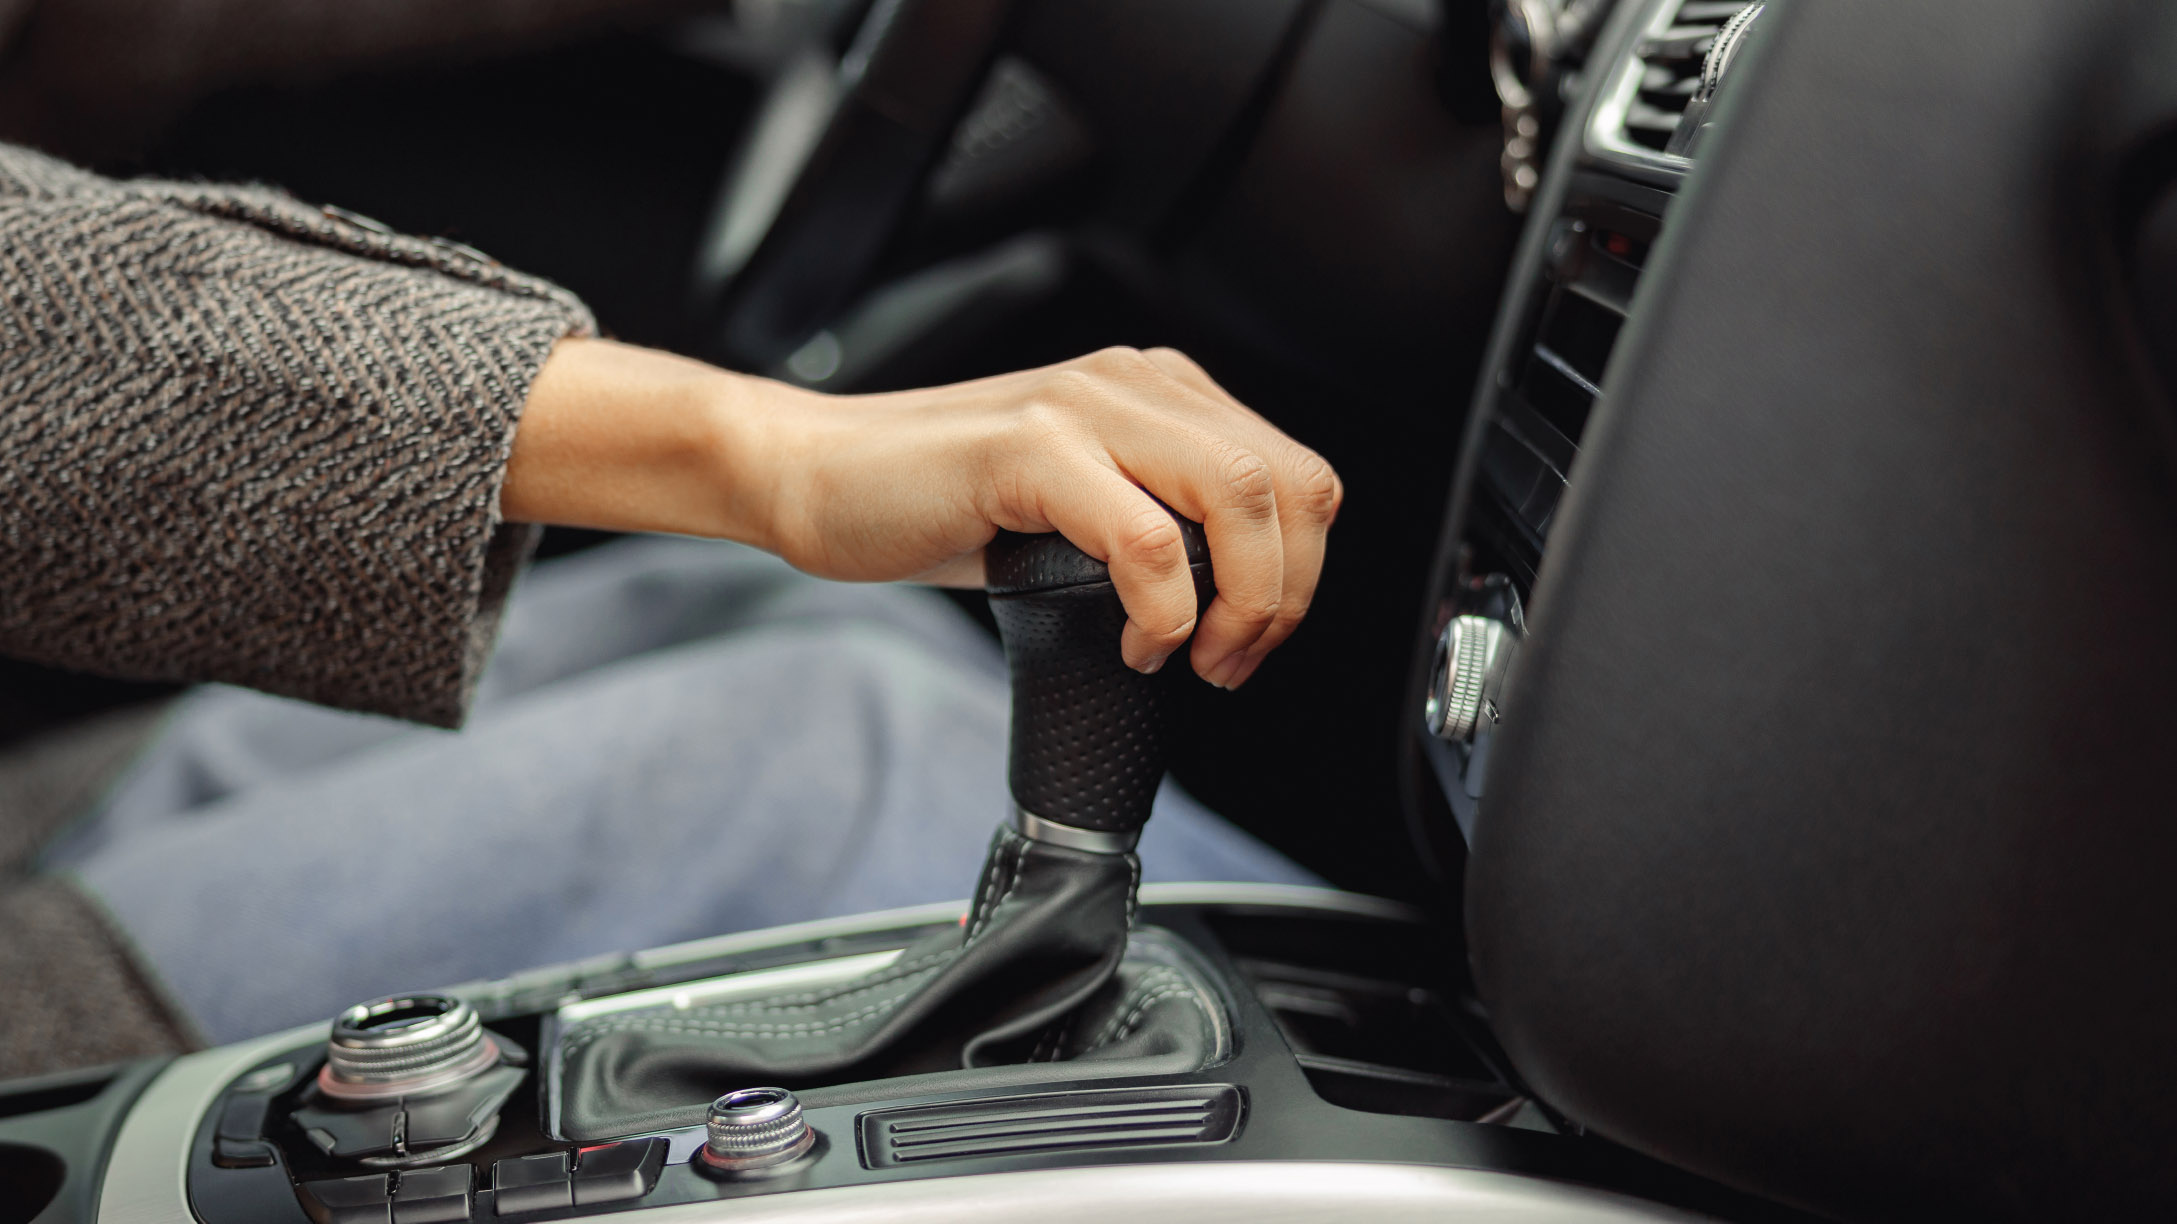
<box><xmin>503</xmin><ymin>340</ymin><xmax>1342</xmax><ymax>689</ymax></box>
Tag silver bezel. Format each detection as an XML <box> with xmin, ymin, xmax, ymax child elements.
<box><xmin>1582</xmin><ymin>0</ymin><xmax>1700</xmax><ymax>184</ymax></box>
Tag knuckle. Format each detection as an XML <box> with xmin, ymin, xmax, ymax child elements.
<box><xmin>1117</xmin><ymin>509</ymin><xmax>1187</xmax><ymax>568</ymax></box>
<box><xmin>1145</xmin><ymin>346</ymin><xmax>1200</xmax><ymax>375</ymax></box>
<box><xmin>1044</xmin><ymin>366</ymin><xmax>1103</xmax><ymax>403</ymax></box>
<box><xmin>1013</xmin><ymin>400</ymin><xmax>1077</xmax><ymax>450</ymax></box>
<box><xmin>1089</xmin><ymin>345</ymin><xmax>1146</xmax><ymax>372</ymax></box>
<box><xmin>1290</xmin><ymin>451</ymin><xmax>1344</xmax><ymax>520</ymax></box>
<box><xmin>1209</xmin><ymin>443</ymin><xmax>1278</xmax><ymax>516</ymax></box>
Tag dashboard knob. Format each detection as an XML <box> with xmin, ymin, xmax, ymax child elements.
<box><xmin>1425</xmin><ymin>615</ymin><xmax>1521</xmax><ymax>744</ymax></box>
<box><xmin>697</xmin><ymin>1087</ymin><xmax>816</xmax><ymax>1175</ymax></box>
<box><xmin>318</xmin><ymin>994</ymin><xmax>501</xmax><ymax>1102</ymax></box>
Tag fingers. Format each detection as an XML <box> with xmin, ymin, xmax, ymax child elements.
<box><xmin>1138</xmin><ymin>349</ymin><xmax>1342</xmax><ymax>687</ymax></box>
<box><xmin>1011</xmin><ymin>346</ymin><xmax>1342</xmax><ymax>687</ymax></box>
<box><xmin>1096</xmin><ymin>411</ymin><xmax>1288</xmax><ymax>687</ymax></box>
<box><xmin>1026</xmin><ymin>460</ymin><xmax>1206</xmax><ymax>672</ymax></box>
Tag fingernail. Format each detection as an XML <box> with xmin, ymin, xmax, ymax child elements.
<box><xmin>1202</xmin><ymin>652</ymin><xmax>1244</xmax><ymax>690</ymax></box>
<box><xmin>1137</xmin><ymin>649</ymin><xmax>1171</xmax><ymax>675</ymax></box>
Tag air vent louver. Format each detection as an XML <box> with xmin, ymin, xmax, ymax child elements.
<box><xmin>1589</xmin><ymin>0</ymin><xmax>1760</xmax><ymax>172</ymax></box>
<box><xmin>1622</xmin><ymin>1</ymin><xmax>1747</xmax><ymax>151</ymax></box>
<box><xmin>859</xmin><ymin>1086</ymin><xmax>1244</xmax><ymax>1168</ymax></box>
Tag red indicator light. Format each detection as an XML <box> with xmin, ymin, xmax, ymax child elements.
<box><xmin>1603</xmin><ymin>231</ymin><xmax>1633</xmax><ymax>258</ymax></box>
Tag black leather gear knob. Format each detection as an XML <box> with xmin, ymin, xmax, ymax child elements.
<box><xmin>985</xmin><ymin>514</ymin><xmax>1214</xmax><ymax>841</ymax></box>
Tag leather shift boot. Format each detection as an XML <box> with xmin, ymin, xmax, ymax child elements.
<box><xmin>557</xmin><ymin>823</ymin><xmax>1161</xmax><ymax>1139</ymax></box>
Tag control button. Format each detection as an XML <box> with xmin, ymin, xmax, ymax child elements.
<box><xmin>301</xmin><ymin>1174</ymin><xmax>392</xmax><ymax>1224</ymax></box>
<box><xmin>403</xmin><ymin>1071</ymin><xmax>515</xmax><ymax>1147</ymax></box>
<box><xmin>696</xmin><ymin>1087</ymin><xmax>815</xmax><ymax>1175</ymax></box>
<box><xmin>294</xmin><ymin>1102</ymin><xmax>401</xmax><ymax>1158</ymax></box>
<box><xmin>1426</xmin><ymin>614</ymin><xmax>1521</xmax><ymax>745</ymax></box>
<box><xmin>492</xmin><ymin>1152</ymin><xmax>571</xmax><ymax>1215</ymax></box>
<box><xmin>393</xmin><ymin>1164</ymin><xmax>473</xmax><ymax>1224</ymax></box>
<box><xmin>211</xmin><ymin>1137</ymin><xmax>278</xmax><ymax>1169</ymax></box>
<box><xmin>216</xmin><ymin>1094</ymin><xmax>270</xmax><ymax>1142</ymax></box>
<box><xmin>322</xmin><ymin>995</ymin><xmax>501</xmax><ymax>1104</ymax></box>
<box><xmin>572</xmin><ymin>1139</ymin><xmax>666</xmax><ymax>1206</ymax></box>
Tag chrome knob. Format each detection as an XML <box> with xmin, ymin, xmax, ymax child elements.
<box><xmin>697</xmin><ymin>1087</ymin><xmax>815</xmax><ymax>1174</ymax></box>
<box><xmin>318</xmin><ymin>994</ymin><xmax>501</xmax><ymax>1102</ymax></box>
<box><xmin>1425</xmin><ymin>615</ymin><xmax>1520</xmax><ymax>744</ymax></box>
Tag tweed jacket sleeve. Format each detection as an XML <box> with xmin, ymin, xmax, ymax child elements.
<box><xmin>0</xmin><ymin>142</ymin><xmax>596</xmax><ymax>726</ymax></box>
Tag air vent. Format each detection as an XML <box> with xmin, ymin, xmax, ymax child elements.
<box><xmin>1587</xmin><ymin>0</ymin><xmax>1756</xmax><ymax>175</ymax></box>
<box><xmin>858</xmin><ymin>1086</ymin><xmax>1243</xmax><ymax>1168</ymax></box>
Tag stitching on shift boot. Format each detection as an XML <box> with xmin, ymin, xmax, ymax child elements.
<box><xmin>1085</xmin><ymin>968</ymin><xmax>1189</xmax><ymax>1049</ymax></box>
<box><xmin>967</xmin><ymin>833</ymin><xmax>1025</xmax><ymax>942</ymax></box>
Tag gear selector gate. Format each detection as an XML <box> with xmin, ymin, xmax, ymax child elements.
<box><xmin>549</xmin><ymin>515</ymin><xmax>1229</xmax><ymax>1137</ymax></box>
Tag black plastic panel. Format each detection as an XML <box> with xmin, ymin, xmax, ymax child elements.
<box><xmin>1469</xmin><ymin>1</ymin><xmax>2177</xmax><ymax>1218</ymax></box>
<box><xmin>176</xmin><ymin>899</ymin><xmax>1808</xmax><ymax>1224</ymax></box>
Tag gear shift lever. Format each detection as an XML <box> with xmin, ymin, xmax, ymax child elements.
<box><xmin>553</xmin><ymin>514</ymin><xmax>1217</xmax><ymax>1140</ymax></box>
<box><xmin>986</xmin><ymin>515</ymin><xmax>1215</xmax><ymax>853</ymax></box>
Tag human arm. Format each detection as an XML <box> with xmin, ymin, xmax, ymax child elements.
<box><xmin>503</xmin><ymin>338</ymin><xmax>1344</xmax><ymax>688</ymax></box>
<box><xmin>0</xmin><ymin>141</ymin><xmax>591</xmax><ymax>725</ymax></box>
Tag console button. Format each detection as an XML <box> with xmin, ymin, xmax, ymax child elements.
<box><xmin>216</xmin><ymin>1094</ymin><xmax>270</xmax><ymax>1142</ymax></box>
<box><xmin>492</xmin><ymin>1152</ymin><xmax>571</xmax><ymax>1215</ymax></box>
<box><xmin>294</xmin><ymin>1101</ymin><xmax>402</xmax><ymax>1158</ymax></box>
<box><xmin>572</xmin><ymin>1139</ymin><xmax>665</xmax><ymax>1205</ymax></box>
<box><xmin>393</xmin><ymin>1164</ymin><xmax>473</xmax><ymax>1224</ymax></box>
<box><xmin>301</xmin><ymin>1174</ymin><xmax>392</xmax><ymax>1224</ymax></box>
<box><xmin>211</xmin><ymin>1137</ymin><xmax>278</xmax><ymax>1169</ymax></box>
<box><xmin>403</xmin><ymin>1072</ymin><xmax>515</xmax><ymax>1148</ymax></box>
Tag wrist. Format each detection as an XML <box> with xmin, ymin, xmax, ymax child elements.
<box><xmin>691</xmin><ymin>368</ymin><xmax>806</xmax><ymax>553</ymax></box>
<box><xmin>502</xmin><ymin>338</ymin><xmax>800</xmax><ymax>548</ymax></box>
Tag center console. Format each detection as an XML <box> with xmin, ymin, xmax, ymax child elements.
<box><xmin>0</xmin><ymin>511</ymin><xmax>1779</xmax><ymax>1224</ymax></box>
<box><xmin>27</xmin><ymin>882</ymin><xmax>1760</xmax><ymax>1224</ymax></box>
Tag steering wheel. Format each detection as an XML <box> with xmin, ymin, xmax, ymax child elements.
<box><xmin>696</xmin><ymin>0</ymin><xmax>1017</xmax><ymax>370</ymax></box>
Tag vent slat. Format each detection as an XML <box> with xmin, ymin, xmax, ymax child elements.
<box><xmin>891</xmin><ymin>1111</ymin><xmax>1214</xmax><ymax>1147</ymax></box>
<box><xmin>1676</xmin><ymin>0</ymin><xmax>1750</xmax><ymax>20</ymax></box>
<box><xmin>889</xmin><ymin>1125</ymin><xmax>1215</xmax><ymax>1163</ymax></box>
<box><xmin>884</xmin><ymin>1097</ymin><xmax>1218</xmax><ymax>1134</ymax></box>
<box><xmin>1612</xmin><ymin>0</ymin><xmax>1754</xmax><ymax>154</ymax></box>
<box><xmin>860</xmin><ymin>1086</ymin><xmax>1244</xmax><ymax>1169</ymax></box>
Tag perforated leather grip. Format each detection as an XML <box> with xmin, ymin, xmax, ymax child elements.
<box><xmin>986</xmin><ymin>517</ymin><xmax>1213</xmax><ymax>835</ymax></box>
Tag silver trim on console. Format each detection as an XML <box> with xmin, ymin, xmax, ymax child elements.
<box><xmin>1012</xmin><ymin>806</ymin><xmax>1141</xmax><ymax>854</ymax></box>
<box><xmin>558</xmin><ymin>949</ymin><xmax>906</xmax><ymax>1023</ymax></box>
<box><xmin>1137</xmin><ymin>881</ymin><xmax>1426</xmax><ymax>923</ymax></box>
<box><xmin>98</xmin><ymin>1023</ymin><xmax>329</xmax><ymax>1224</ymax></box>
<box><xmin>569</xmin><ymin>1162</ymin><xmax>1718</xmax><ymax>1223</ymax></box>
<box><xmin>630</xmin><ymin>900</ymin><xmax>970</xmax><ymax>971</ymax></box>
<box><xmin>1584</xmin><ymin>0</ymin><xmax>1700</xmax><ymax>183</ymax></box>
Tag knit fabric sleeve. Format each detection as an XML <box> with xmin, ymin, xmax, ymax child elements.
<box><xmin>0</xmin><ymin>142</ymin><xmax>596</xmax><ymax>727</ymax></box>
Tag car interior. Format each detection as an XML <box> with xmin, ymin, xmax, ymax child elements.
<box><xmin>4</xmin><ymin>0</ymin><xmax>2174</xmax><ymax>1220</ymax></box>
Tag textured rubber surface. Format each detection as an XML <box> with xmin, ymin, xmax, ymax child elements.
<box><xmin>986</xmin><ymin>522</ymin><xmax>1213</xmax><ymax>834</ymax></box>
<box><xmin>984</xmin><ymin>519</ymin><xmax>1212</xmax><ymax>596</ymax></box>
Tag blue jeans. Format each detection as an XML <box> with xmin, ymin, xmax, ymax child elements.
<box><xmin>43</xmin><ymin>538</ymin><xmax>1315</xmax><ymax>1044</ymax></box>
